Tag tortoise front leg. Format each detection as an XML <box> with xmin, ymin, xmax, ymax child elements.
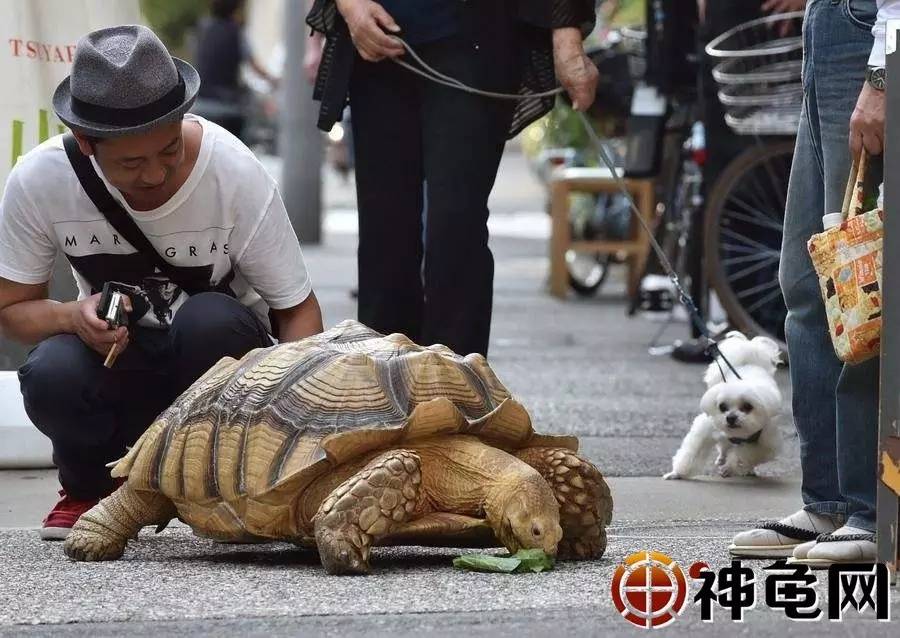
<box><xmin>514</xmin><ymin>447</ymin><xmax>613</xmax><ymax>560</ymax></box>
<box><xmin>314</xmin><ymin>449</ymin><xmax>422</xmax><ymax>575</ymax></box>
<box><xmin>65</xmin><ymin>483</ymin><xmax>176</xmax><ymax>561</ymax></box>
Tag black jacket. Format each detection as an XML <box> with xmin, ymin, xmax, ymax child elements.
<box><xmin>306</xmin><ymin>0</ymin><xmax>596</xmax><ymax>138</ymax></box>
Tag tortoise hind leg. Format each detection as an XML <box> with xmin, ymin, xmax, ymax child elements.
<box><xmin>65</xmin><ymin>483</ymin><xmax>176</xmax><ymax>561</ymax></box>
<box><xmin>314</xmin><ymin>449</ymin><xmax>422</xmax><ymax>575</ymax></box>
<box><xmin>514</xmin><ymin>447</ymin><xmax>613</xmax><ymax>560</ymax></box>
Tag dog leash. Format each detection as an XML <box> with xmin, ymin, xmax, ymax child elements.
<box><xmin>389</xmin><ymin>36</ymin><xmax>742</xmax><ymax>381</ymax></box>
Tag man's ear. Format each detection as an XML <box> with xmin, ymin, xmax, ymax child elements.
<box><xmin>71</xmin><ymin>131</ymin><xmax>95</xmax><ymax>157</ymax></box>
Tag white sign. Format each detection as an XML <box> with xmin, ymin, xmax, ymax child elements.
<box><xmin>0</xmin><ymin>0</ymin><xmax>141</xmax><ymax>468</ymax></box>
<box><xmin>1</xmin><ymin>0</ymin><xmax>142</xmax><ymax>189</ymax></box>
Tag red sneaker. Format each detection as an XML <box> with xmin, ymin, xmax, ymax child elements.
<box><xmin>39</xmin><ymin>490</ymin><xmax>99</xmax><ymax>541</ymax></box>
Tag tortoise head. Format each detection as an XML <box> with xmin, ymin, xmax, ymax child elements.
<box><xmin>491</xmin><ymin>473</ymin><xmax>563</xmax><ymax>556</ymax></box>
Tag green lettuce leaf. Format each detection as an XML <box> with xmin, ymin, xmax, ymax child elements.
<box><xmin>512</xmin><ymin>549</ymin><xmax>555</xmax><ymax>573</ymax></box>
<box><xmin>453</xmin><ymin>554</ymin><xmax>521</xmax><ymax>573</ymax></box>
<box><xmin>453</xmin><ymin>549</ymin><xmax>555</xmax><ymax>573</ymax></box>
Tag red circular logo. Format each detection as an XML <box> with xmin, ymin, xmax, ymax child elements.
<box><xmin>611</xmin><ymin>551</ymin><xmax>689</xmax><ymax>628</ymax></box>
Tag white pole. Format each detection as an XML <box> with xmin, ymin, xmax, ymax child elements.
<box><xmin>278</xmin><ymin>0</ymin><xmax>324</xmax><ymax>244</ymax></box>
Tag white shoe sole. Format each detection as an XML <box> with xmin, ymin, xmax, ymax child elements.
<box><xmin>728</xmin><ymin>544</ymin><xmax>798</xmax><ymax>558</ymax></box>
<box><xmin>39</xmin><ymin>527</ymin><xmax>71</xmax><ymax>541</ymax></box>
<box><xmin>787</xmin><ymin>555</ymin><xmax>875</xmax><ymax>569</ymax></box>
<box><xmin>786</xmin><ymin>557</ymin><xmax>845</xmax><ymax>569</ymax></box>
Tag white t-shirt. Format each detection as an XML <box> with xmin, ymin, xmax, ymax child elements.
<box><xmin>0</xmin><ymin>115</ymin><xmax>311</xmax><ymax>330</ymax></box>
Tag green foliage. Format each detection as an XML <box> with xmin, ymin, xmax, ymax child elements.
<box><xmin>140</xmin><ymin>0</ymin><xmax>209</xmax><ymax>50</ymax></box>
<box><xmin>608</xmin><ymin>0</ymin><xmax>645</xmax><ymax>27</ymax></box>
<box><xmin>520</xmin><ymin>99</ymin><xmax>619</xmax><ymax>168</ymax></box>
<box><xmin>453</xmin><ymin>549</ymin><xmax>555</xmax><ymax>574</ymax></box>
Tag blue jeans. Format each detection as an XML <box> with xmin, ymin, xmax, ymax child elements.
<box><xmin>781</xmin><ymin>0</ymin><xmax>881</xmax><ymax>531</ymax></box>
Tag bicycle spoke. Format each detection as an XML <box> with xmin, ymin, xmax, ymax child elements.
<box><xmin>722</xmin><ymin>208</ymin><xmax>786</xmax><ymax>232</ymax></box>
<box><xmin>723</xmin><ymin>252</ymin><xmax>779</xmax><ymax>266</ymax></box>
<box><xmin>745</xmin><ymin>166</ymin><xmax>782</xmax><ymax>218</ymax></box>
<box><xmin>727</xmin><ymin>254</ymin><xmax>779</xmax><ymax>281</ymax></box>
<box><xmin>728</xmin><ymin>191</ymin><xmax>783</xmax><ymax>225</ymax></box>
<box><xmin>734</xmin><ymin>278</ymin><xmax>780</xmax><ymax>300</ymax></box>
<box><xmin>744</xmin><ymin>287</ymin><xmax>785</xmax><ymax>314</ymax></box>
<box><xmin>721</xmin><ymin>227</ymin><xmax>780</xmax><ymax>253</ymax></box>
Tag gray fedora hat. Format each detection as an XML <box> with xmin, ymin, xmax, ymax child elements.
<box><xmin>53</xmin><ymin>24</ymin><xmax>200</xmax><ymax>138</ymax></box>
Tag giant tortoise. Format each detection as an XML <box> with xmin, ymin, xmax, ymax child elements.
<box><xmin>64</xmin><ymin>321</ymin><xmax>612</xmax><ymax>574</ymax></box>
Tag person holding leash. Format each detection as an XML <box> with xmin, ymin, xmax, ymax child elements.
<box><xmin>307</xmin><ymin>0</ymin><xmax>599</xmax><ymax>357</ymax></box>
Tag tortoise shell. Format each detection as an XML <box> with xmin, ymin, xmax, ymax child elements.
<box><xmin>112</xmin><ymin>320</ymin><xmax>575</xmax><ymax>539</ymax></box>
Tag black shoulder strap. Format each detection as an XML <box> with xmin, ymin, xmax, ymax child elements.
<box><xmin>62</xmin><ymin>134</ymin><xmax>192</xmax><ymax>290</ymax></box>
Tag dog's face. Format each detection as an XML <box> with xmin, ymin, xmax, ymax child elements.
<box><xmin>700</xmin><ymin>380</ymin><xmax>780</xmax><ymax>439</ymax></box>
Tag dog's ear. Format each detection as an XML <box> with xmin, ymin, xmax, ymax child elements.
<box><xmin>750</xmin><ymin>384</ymin><xmax>783</xmax><ymax>419</ymax></box>
<box><xmin>700</xmin><ymin>385</ymin><xmax>720</xmax><ymax>416</ymax></box>
<box><xmin>703</xmin><ymin>361</ymin><xmax>722</xmax><ymax>388</ymax></box>
<box><xmin>751</xmin><ymin>336</ymin><xmax>783</xmax><ymax>367</ymax></box>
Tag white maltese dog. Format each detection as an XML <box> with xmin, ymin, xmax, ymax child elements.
<box><xmin>664</xmin><ymin>332</ymin><xmax>783</xmax><ymax>480</ymax></box>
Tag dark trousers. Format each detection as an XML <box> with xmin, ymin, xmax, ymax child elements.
<box><xmin>349</xmin><ymin>33</ymin><xmax>518</xmax><ymax>357</ymax></box>
<box><xmin>18</xmin><ymin>293</ymin><xmax>270</xmax><ymax>500</ymax></box>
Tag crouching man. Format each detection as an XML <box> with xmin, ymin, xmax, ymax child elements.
<box><xmin>0</xmin><ymin>25</ymin><xmax>323</xmax><ymax>539</ymax></box>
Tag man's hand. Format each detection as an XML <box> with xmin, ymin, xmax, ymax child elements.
<box><xmin>761</xmin><ymin>0</ymin><xmax>806</xmax><ymax>13</ymax></box>
<box><xmin>850</xmin><ymin>83</ymin><xmax>886</xmax><ymax>156</ymax></box>
<box><xmin>761</xmin><ymin>0</ymin><xmax>806</xmax><ymax>36</ymax></box>
<box><xmin>552</xmin><ymin>28</ymin><xmax>599</xmax><ymax>112</ymax></box>
<box><xmin>69</xmin><ymin>293</ymin><xmax>130</xmax><ymax>357</ymax></box>
<box><xmin>335</xmin><ymin>0</ymin><xmax>404</xmax><ymax>62</ymax></box>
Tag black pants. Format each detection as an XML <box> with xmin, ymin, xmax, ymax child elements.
<box><xmin>349</xmin><ymin>34</ymin><xmax>517</xmax><ymax>357</ymax></box>
<box><xmin>18</xmin><ymin>293</ymin><xmax>270</xmax><ymax>500</ymax></box>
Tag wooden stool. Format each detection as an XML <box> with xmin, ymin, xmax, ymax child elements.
<box><xmin>548</xmin><ymin>167</ymin><xmax>656</xmax><ymax>299</ymax></box>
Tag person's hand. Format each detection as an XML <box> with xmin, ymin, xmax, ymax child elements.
<box><xmin>68</xmin><ymin>293</ymin><xmax>131</xmax><ymax>357</ymax></box>
<box><xmin>761</xmin><ymin>0</ymin><xmax>806</xmax><ymax>13</ymax></box>
<box><xmin>850</xmin><ymin>83</ymin><xmax>886</xmax><ymax>156</ymax></box>
<box><xmin>335</xmin><ymin>0</ymin><xmax>404</xmax><ymax>62</ymax></box>
<box><xmin>552</xmin><ymin>28</ymin><xmax>599</xmax><ymax>112</ymax></box>
<box><xmin>762</xmin><ymin>0</ymin><xmax>805</xmax><ymax>36</ymax></box>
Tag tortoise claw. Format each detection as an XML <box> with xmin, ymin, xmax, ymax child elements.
<box><xmin>317</xmin><ymin>533</ymin><xmax>370</xmax><ymax>575</ymax></box>
<box><xmin>64</xmin><ymin>526</ymin><xmax>126</xmax><ymax>562</ymax></box>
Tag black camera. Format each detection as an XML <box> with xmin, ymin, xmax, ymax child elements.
<box><xmin>96</xmin><ymin>281</ymin><xmax>133</xmax><ymax>329</ymax></box>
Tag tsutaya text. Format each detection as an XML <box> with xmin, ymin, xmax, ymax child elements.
<box><xmin>8</xmin><ymin>39</ymin><xmax>77</xmax><ymax>64</ymax></box>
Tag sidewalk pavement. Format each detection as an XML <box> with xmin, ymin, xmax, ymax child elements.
<box><xmin>2</xmin><ymin>152</ymin><xmax>894</xmax><ymax>636</ymax></box>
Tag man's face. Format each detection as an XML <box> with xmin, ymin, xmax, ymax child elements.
<box><xmin>78</xmin><ymin>121</ymin><xmax>185</xmax><ymax>205</ymax></box>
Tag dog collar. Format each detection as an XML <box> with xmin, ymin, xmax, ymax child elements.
<box><xmin>728</xmin><ymin>430</ymin><xmax>762</xmax><ymax>445</ymax></box>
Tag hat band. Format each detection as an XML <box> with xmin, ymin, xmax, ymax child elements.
<box><xmin>70</xmin><ymin>75</ymin><xmax>186</xmax><ymax>128</ymax></box>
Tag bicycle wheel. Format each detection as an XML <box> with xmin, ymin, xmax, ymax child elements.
<box><xmin>705</xmin><ymin>139</ymin><xmax>793</xmax><ymax>346</ymax></box>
